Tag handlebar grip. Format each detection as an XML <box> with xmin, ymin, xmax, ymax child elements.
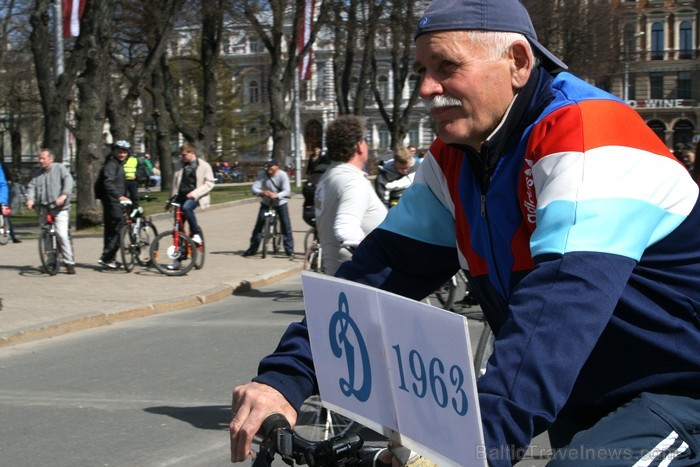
<box><xmin>306</xmin><ymin>432</ymin><xmax>363</xmax><ymax>467</ymax></box>
<box><xmin>359</xmin><ymin>447</ymin><xmax>392</xmax><ymax>467</ymax></box>
<box><xmin>259</xmin><ymin>412</ymin><xmax>291</xmax><ymax>439</ymax></box>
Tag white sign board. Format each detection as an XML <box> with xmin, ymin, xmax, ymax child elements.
<box><xmin>301</xmin><ymin>271</ymin><xmax>485</xmax><ymax>467</ymax></box>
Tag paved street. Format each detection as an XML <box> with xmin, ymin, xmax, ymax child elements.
<box><xmin>0</xmin><ymin>196</ymin><xmax>307</xmax><ymax>347</ymax></box>
<box><xmin>0</xmin><ymin>195</ymin><xmax>551</xmax><ymax>466</ymax></box>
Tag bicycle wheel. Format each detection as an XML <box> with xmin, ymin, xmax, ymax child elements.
<box><xmin>273</xmin><ymin>232</ymin><xmax>284</xmax><ymax>255</ymax></box>
<box><xmin>119</xmin><ymin>225</ymin><xmax>136</xmax><ymax>272</ymax></box>
<box><xmin>193</xmin><ymin>230</ymin><xmax>205</xmax><ymax>270</ymax></box>
<box><xmin>474</xmin><ymin>323</ymin><xmax>495</xmax><ymax>378</ymax></box>
<box><xmin>261</xmin><ymin>215</ymin><xmax>272</xmax><ymax>259</ymax></box>
<box><xmin>136</xmin><ymin>221</ymin><xmax>158</xmax><ymax>266</ymax></box>
<box><xmin>0</xmin><ymin>216</ymin><xmax>9</xmax><ymax>245</ymax></box>
<box><xmin>431</xmin><ymin>275</ymin><xmax>458</xmax><ymax>310</ymax></box>
<box><xmin>38</xmin><ymin>229</ymin><xmax>60</xmax><ymax>276</ymax></box>
<box><xmin>150</xmin><ymin>231</ymin><xmax>196</xmax><ymax>276</ymax></box>
<box><xmin>296</xmin><ymin>395</ymin><xmax>359</xmax><ymax>442</ymax></box>
<box><xmin>303</xmin><ymin>228</ymin><xmax>316</xmax><ymax>253</ymax></box>
<box><xmin>304</xmin><ymin>243</ymin><xmax>322</xmax><ymax>272</ymax></box>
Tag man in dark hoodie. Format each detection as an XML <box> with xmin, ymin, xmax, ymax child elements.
<box><xmin>95</xmin><ymin>140</ymin><xmax>131</xmax><ymax>269</ymax></box>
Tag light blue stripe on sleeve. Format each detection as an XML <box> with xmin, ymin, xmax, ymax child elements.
<box><xmin>377</xmin><ymin>183</ymin><xmax>456</xmax><ymax>248</ymax></box>
<box><xmin>531</xmin><ymin>198</ymin><xmax>688</xmax><ymax>261</ymax></box>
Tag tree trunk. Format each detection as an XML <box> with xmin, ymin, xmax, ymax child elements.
<box><xmin>74</xmin><ymin>0</ymin><xmax>114</xmax><ymax>229</ymax></box>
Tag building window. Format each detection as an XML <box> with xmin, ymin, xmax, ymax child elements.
<box><xmin>377</xmin><ymin>76</ymin><xmax>389</xmax><ymax>101</ymax></box>
<box><xmin>677</xmin><ymin>71</ymin><xmax>692</xmax><ymax>99</ymax></box>
<box><xmin>679</xmin><ymin>21</ymin><xmax>692</xmax><ymax>59</ymax></box>
<box><xmin>409</xmin><ymin>125</ymin><xmax>419</xmax><ymax>148</ymax></box>
<box><xmin>248</xmin><ymin>79</ymin><xmax>260</xmax><ymax>104</ymax></box>
<box><xmin>650</xmin><ymin>72</ymin><xmax>664</xmax><ymax>99</ymax></box>
<box><xmin>647</xmin><ymin>120</ymin><xmax>666</xmax><ymax>144</ymax></box>
<box><xmin>651</xmin><ymin>22</ymin><xmax>664</xmax><ymax>60</ymax></box>
<box><xmin>378</xmin><ymin>125</ymin><xmax>389</xmax><ymax>150</ymax></box>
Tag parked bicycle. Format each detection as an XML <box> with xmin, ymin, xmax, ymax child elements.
<box><xmin>0</xmin><ymin>205</ymin><xmax>11</xmax><ymax>245</ymax></box>
<box><xmin>36</xmin><ymin>203</ymin><xmax>63</xmax><ymax>275</ymax></box>
<box><xmin>118</xmin><ymin>199</ymin><xmax>158</xmax><ymax>272</ymax></box>
<box><xmin>254</xmin><ymin>412</ymin><xmax>387</xmax><ymax>467</ymax></box>
<box><xmin>261</xmin><ymin>200</ymin><xmax>285</xmax><ymax>259</ymax></box>
<box><xmin>149</xmin><ymin>198</ymin><xmax>205</xmax><ymax>276</ymax></box>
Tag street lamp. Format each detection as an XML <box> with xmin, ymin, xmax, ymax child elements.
<box><xmin>624</xmin><ymin>31</ymin><xmax>645</xmax><ymax>102</ymax></box>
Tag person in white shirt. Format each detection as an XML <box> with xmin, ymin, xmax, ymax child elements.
<box><xmin>314</xmin><ymin>116</ymin><xmax>387</xmax><ymax>275</ymax></box>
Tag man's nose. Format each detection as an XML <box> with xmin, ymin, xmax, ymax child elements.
<box><xmin>418</xmin><ymin>73</ymin><xmax>442</xmax><ymax>100</ymax></box>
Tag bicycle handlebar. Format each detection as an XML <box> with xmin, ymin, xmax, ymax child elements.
<box><xmin>254</xmin><ymin>413</ymin><xmax>388</xmax><ymax>467</ymax></box>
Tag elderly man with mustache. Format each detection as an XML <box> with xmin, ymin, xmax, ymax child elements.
<box><xmin>230</xmin><ymin>0</ymin><xmax>700</xmax><ymax>465</ymax></box>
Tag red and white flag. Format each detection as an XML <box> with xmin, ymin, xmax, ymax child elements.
<box><xmin>298</xmin><ymin>0</ymin><xmax>314</xmax><ymax>81</ymax></box>
<box><xmin>63</xmin><ymin>0</ymin><xmax>86</xmax><ymax>38</ymax></box>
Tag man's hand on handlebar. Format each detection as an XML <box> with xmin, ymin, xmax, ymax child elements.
<box><xmin>230</xmin><ymin>381</ymin><xmax>297</xmax><ymax>464</ymax></box>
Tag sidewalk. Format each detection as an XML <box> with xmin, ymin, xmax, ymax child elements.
<box><xmin>0</xmin><ymin>197</ymin><xmax>308</xmax><ymax>348</ymax></box>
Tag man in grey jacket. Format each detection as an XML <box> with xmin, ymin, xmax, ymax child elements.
<box><xmin>243</xmin><ymin>159</ymin><xmax>294</xmax><ymax>257</ymax></box>
<box><xmin>26</xmin><ymin>149</ymin><xmax>76</xmax><ymax>274</ymax></box>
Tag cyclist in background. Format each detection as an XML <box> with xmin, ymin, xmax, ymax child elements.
<box><xmin>231</xmin><ymin>1</ymin><xmax>700</xmax><ymax>466</ymax></box>
<box><xmin>95</xmin><ymin>140</ymin><xmax>131</xmax><ymax>270</ymax></box>
<box><xmin>25</xmin><ymin>149</ymin><xmax>76</xmax><ymax>274</ymax></box>
<box><xmin>374</xmin><ymin>147</ymin><xmax>418</xmax><ymax>209</ymax></box>
<box><xmin>169</xmin><ymin>142</ymin><xmax>215</xmax><ymax>269</ymax></box>
<box><xmin>242</xmin><ymin>159</ymin><xmax>294</xmax><ymax>258</ymax></box>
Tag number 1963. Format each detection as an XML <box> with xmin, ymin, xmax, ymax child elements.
<box><xmin>392</xmin><ymin>344</ymin><xmax>468</xmax><ymax>416</ymax></box>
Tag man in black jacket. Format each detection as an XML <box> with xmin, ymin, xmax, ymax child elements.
<box><xmin>96</xmin><ymin>140</ymin><xmax>131</xmax><ymax>269</ymax></box>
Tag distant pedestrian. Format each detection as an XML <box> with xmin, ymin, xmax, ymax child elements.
<box><xmin>25</xmin><ymin>149</ymin><xmax>76</xmax><ymax>274</ymax></box>
<box><xmin>0</xmin><ymin>162</ymin><xmax>21</xmax><ymax>243</ymax></box>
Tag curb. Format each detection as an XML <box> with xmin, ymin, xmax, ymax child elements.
<box><xmin>0</xmin><ymin>262</ymin><xmax>303</xmax><ymax>349</ymax></box>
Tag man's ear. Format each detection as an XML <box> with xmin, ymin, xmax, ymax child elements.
<box><xmin>510</xmin><ymin>40</ymin><xmax>533</xmax><ymax>89</ymax></box>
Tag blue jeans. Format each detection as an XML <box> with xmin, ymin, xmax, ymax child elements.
<box><xmin>181</xmin><ymin>198</ymin><xmax>201</xmax><ymax>237</ymax></box>
<box><xmin>547</xmin><ymin>392</ymin><xmax>700</xmax><ymax>466</ymax></box>
<box><xmin>248</xmin><ymin>202</ymin><xmax>294</xmax><ymax>255</ymax></box>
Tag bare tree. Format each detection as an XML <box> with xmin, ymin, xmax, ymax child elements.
<box><xmin>370</xmin><ymin>0</ymin><xmax>422</xmax><ymax>148</ymax></box>
<box><xmin>29</xmin><ymin>0</ymin><xmax>92</xmax><ymax>161</ymax></box>
<box><xmin>72</xmin><ymin>0</ymin><xmax>115</xmax><ymax>227</ymax></box>
<box><xmin>525</xmin><ymin>0</ymin><xmax>615</xmax><ymax>80</ymax></box>
<box><xmin>236</xmin><ymin>0</ymin><xmax>330</xmax><ymax>163</ymax></box>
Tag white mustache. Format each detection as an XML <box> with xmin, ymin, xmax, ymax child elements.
<box><xmin>423</xmin><ymin>94</ymin><xmax>461</xmax><ymax>112</ymax></box>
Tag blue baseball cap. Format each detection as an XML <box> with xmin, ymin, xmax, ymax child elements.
<box><xmin>415</xmin><ymin>0</ymin><xmax>567</xmax><ymax>72</ymax></box>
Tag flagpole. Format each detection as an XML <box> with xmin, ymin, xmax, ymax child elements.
<box><xmin>52</xmin><ymin>0</ymin><xmax>73</xmax><ymax>168</ymax></box>
<box><xmin>294</xmin><ymin>71</ymin><xmax>302</xmax><ymax>188</ymax></box>
<box><xmin>54</xmin><ymin>0</ymin><xmax>64</xmax><ymax>79</ymax></box>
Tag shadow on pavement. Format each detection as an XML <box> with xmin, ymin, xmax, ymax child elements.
<box><xmin>144</xmin><ymin>405</ymin><xmax>231</xmax><ymax>431</ymax></box>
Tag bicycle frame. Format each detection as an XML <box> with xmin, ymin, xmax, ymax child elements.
<box><xmin>169</xmin><ymin>202</ymin><xmax>189</xmax><ymax>249</ymax></box>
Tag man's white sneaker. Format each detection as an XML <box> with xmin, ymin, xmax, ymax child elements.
<box><xmin>166</xmin><ymin>260</ymin><xmax>181</xmax><ymax>270</ymax></box>
<box><xmin>191</xmin><ymin>234</ymin><xmax>202</xmax><ymax>245</ymax></box>
<box><xmin>98</xmin><ymin>258</ymin><xmax>118</xmax><ymax>269</ymax></box>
